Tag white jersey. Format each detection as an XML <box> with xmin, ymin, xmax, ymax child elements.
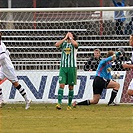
<box><xmin>128</xmin><ymin>50</ymin><xmax>133</xmax><ymax>91</ymax></box>
<box><xmin>0</xmin><ymin>41</ymin><xmax>18</xmax><ymax>82</ymax></box>
<box><xmin>0</xmin><ymin>41</ymin><xmax>14</xmax><ymax>68</ymax></box>
<box><xmin>128</xmin><ymin>79</ymin><xmax>133</xmax><ymax>90</ymax></box>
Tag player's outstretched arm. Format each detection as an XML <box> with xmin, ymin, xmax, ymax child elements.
<box><xmin>122</xmin><ymin>64</ymin><xmax>133</xmax><ymax>69</ymax></box>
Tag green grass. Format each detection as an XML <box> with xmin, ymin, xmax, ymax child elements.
<box><xmin>0</xmin><ymin>103</ymin><xmax>133</xmax><ymax>133</ymax></box>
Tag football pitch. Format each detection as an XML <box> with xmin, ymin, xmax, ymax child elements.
<box><xmin>0</xmin><ymin>103</ymin><xmax>133</xmax><ymax>133</ymax></box>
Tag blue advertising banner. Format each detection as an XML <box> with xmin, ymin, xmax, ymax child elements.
<box><xmin>1</xmin><ymin>71</ymin><xmax>126</xmax><ymax>104</ymax></box>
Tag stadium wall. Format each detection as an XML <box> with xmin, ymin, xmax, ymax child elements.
<box><xmin>1</xmin><ymin>71</ymin><xmax>131</xmax><ymax>104</ymax></box>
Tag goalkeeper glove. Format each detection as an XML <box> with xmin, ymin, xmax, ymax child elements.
<box><xmin>118</xmin><ymin>47</ymin><xmax>125</xmax><ymax>55</ymax></box>
<box><xmin>115</xmin><ymin>51</ymin><xmax>122</xmax><ymax>57</ymax></box>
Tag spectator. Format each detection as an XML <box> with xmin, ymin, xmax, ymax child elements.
<box><xmin>84</xmin><ymin>49</ymin><xmax>101</xmax><ymax>71</ymax></box>
<box><xmin>112</xmin><ymin>0</ymin><xmax>126</xmax><ymax>35</ymax></box>
<box><xmin>124</xmin><ymin>4</ymin><xmax>133</xmax><ymax>35</ymax></box>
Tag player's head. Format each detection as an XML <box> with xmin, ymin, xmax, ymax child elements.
<box><xmin>71</xmin><ymin>32</ymin><xmax>78</xmax><ymax>40</ymax></box>
<box><xmin>94</xmin><ymin>49</ymin><xmax>101</xmax><ymax>59</ymax></box>
<box><xmin>106</xmin><ymin>50</ymin><xmax>114</xmax><ymax>57</ymax></box>
<box><xmin>65</xmin><ymin>32</ymin><xmax>78</xmax><ymax>41</ymax></box>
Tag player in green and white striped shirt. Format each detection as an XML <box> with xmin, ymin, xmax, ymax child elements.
<box><xmin>55</xmin><ymin>32</ymin><xmax>79</xmax><ymax>110</ymax></box>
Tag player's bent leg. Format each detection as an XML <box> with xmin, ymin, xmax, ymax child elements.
<box><xmin>72</xmin><ymin>100</ymin><xmax>89</xmax><ymax>107</ymax></box>
<box><xmin>73</xmin><ymin>94</ymin><xmax>100</xmax><ymax>107</ymax></box>
<box><xmin>90</xmin><ymin>94</ymin><xmax>100</xmax><ymax>104</ymax></box>
<box><xmin>107</xmin><ymin>80</ymin><xmax>120</xmax><ymax>90</ymax></box>
<box><xmin>107</xmin><ymin>80</ymin><xmax>120</xmax><ymax>105</ymax></box>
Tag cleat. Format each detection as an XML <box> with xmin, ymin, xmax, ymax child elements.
<box><xmin>72</xmin><ymin>101</ymin><xmax>77</xmax><ymax>108</ymax></box>
<box><xmin>67</xmin><ymin>106</ymin><xmax>72</xmax><ymax>110</ymax></box>
<box><xmin>108</xmin><ymin>102</ymin><xmax>118</xmax><ymax>106</ymax></box>
<box><xmin>56</xmin><ymin>104</ymin><xmax>61</xmax><ymax>110</ymax></box>
<box><xmin>25</xmin><ymin>99</ymin><xmax>32</xmax><ymax>110</ymax></box>
<box><xmin>0</xmin><ymin>100</ymin><xmax>6</xmax><ymax>108</ymax></box>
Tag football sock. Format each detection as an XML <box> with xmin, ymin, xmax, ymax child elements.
<box><xmin>108</xmin><ymin>89</ymin><xmax>118</xmax><ymax>104</ymax></box>
<box><xmin>0</xmin><ymin>88</ymin><xmax>2</xmax><ymax>101</ymax></box>
<box><xmin>58</xmin><ymin>88</ymin><xmax>64</xmax><ymax>105</ymax></box>
<box><xmin>16</xmin><ymin>84</ymin><xmax>28</xmax><ymax>101</ymax></box>
<box><xmin>77</xmin><ymin>100</ymin><xmax>90</xmax><ymax>105</ymax></box>
<box><xmin>68</xmin><ymin>90</ymin><xmax>74</xmax><ymax>106</ymax></box>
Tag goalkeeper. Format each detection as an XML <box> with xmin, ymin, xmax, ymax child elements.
<box><xmin>73</xmin><ymin>49</ymin><xmax>124</xmax><ymax>107</ymax></box>
<box><xmin>55</xmin><ymin>32</ymin><xmax>78</xmax><ymax>110</ymax></box>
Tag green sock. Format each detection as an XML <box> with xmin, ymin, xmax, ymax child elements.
<box><xmin>68</xmin><ymin>90</ymin><xmax>74</xmax><ymax>106</ymax></box>
<box><xmin>58</xmin><ymin>88</ymin><xmax>64</xmax><ymax>105</ymax></box>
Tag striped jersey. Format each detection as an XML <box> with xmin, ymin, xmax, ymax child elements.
<box><xmin>96</xmin><ymin>56</ymin><xmax>113</xmax><ymax>80</ymax></box>
<box><xmin>59</xmin><ymin>41</ymin><xmax>78</xmax><ymax>68</ymax></box>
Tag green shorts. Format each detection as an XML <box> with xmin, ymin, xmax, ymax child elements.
<box><xmin>59</xmin><ymin>67</ymin><xmax>77</xmax><ymax>85</ymax></box>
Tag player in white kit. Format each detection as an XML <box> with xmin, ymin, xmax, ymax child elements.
<box><xmin>0</xmin><ymin>32</ymin><xmax>31</xmax><ymax>109</ymax></box>
<box><xmin>122</xmin><ymin>34</ymin><xmax>133</xmax><ymax>99</ymax></box>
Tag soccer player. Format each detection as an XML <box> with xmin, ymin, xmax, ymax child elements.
<box><xmin>73</xmin><ymin>50</ymin><xmax>123</xmax><ymax>107</ymax></box>
<box><xmin>0</xmin><ymin>32</ymin><xmax>31</xmax><ymax>109</ymax></box>
<box><xmin>122</xmin><ymin>34</ymin><xmax>133</xmax><ymax>98</ymax></box>
<box><xmin>55</xmin><ymin>32</ymin><xmax>78</xmax><ymax>110</ymax></box>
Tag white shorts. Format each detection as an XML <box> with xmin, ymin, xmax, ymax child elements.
<box><xmin>128</xmin><ymin>79</ymin><xmax>133</xmax><ymax>90</ymax></box>
<box><xmin>0</xmin><ymin>65</ymin><xmax>18</xmax><ymax>83</ymax></box>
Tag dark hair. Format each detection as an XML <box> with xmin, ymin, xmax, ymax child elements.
<box><xmin>63</xmin><ymin>32</ymin><xmax>78</xmax><ymax>40</ymax></box>
<box><xmin>71</xmin><ymin>32</ymin><xmax>78</xmax><ymax>40</ymax></box>
<box><xmin>94</xmin><ymin>48</ymin><xmax>100</xmax><ymax>53</ymax></box>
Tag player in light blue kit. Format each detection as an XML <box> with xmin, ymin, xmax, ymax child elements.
<box><xmin>73</xmin><ymin>49</ymin><xmax>124</xmax><ymax>107</ymax></box>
